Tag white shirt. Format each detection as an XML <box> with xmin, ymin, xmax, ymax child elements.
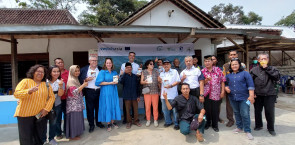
<box><xmin>120</xmin><ymin>62</ymin><xmax>140</xmax><ymax>75</ymax></box>
<box><xmin>48</xmin><ymin>79</ymin><xmax>65</xmax><ymax>106</ymax></box>
<box><xmin>160</xmin><ymin>69</ymin><xmax>180</xmax><ymax>100</ymax></box>
<box><xmin>180</xmin><ymin>66</ymin><xmax>202</xmax><ymax>89</ymax></box>
<box><xmin>86</xmin><ymin>66</ymin><xmax>100</xmax><ymax>89</ymax></box>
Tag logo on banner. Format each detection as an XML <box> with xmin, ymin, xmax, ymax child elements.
<box><xmin>157</xmin><ymin>46</ymin><xmax>163</xmax><ymax>51</ymax></box>
<box><xmin>100</xmin><ymin>47</ymin><xmax>123</xmax><ymax>51</ymax></box>
<box><xmin>167</xmin><ymin>47</ymin><xmax>176</xmax><ymax>51</ymax></box>
<box><xmin>125</xmin><ymin>47</ymin><xmax>131</xmax><ymax>51</ymax></box>
<box><xmin>179</xmin><ymin>46</ymin><xmax>183</xmax><ymax>52</ymax></box>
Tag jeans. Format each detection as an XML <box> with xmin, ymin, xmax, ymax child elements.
<box><xmin>42</xmin><ymin>104</ymin><xmax>63</xmax><ymax>142</ymax></box>
<box><xmin>229</xmin><ymin>99</ymin><xmax>251</xmax><ymax>133</ymax></box>
<box><xmin>49</xmin><ymin>104</ymin><xmax>62</xmax><ymax>141</ymax></box>
<box><xmin>179</xmin><ymin>114</ymin><xmax>206</xmax><ymax>135</ymax></box>
<box><xmin>161</xmin><ymin>99</ymin><xmax>178</xmax><ymax>126</ymax></box>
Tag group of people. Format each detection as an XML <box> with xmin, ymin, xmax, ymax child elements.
<box><xmin>13</xmin><ymin>50</ymin><xmax>280</xmax><ymax>145</ymax></box>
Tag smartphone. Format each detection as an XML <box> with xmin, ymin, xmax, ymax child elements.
<box><xmin>35</xmin><ymin>112</ymin><xmax>42</xmax><ymax>119</ymax></box>
<box><xmin>246</xmin><ymin>100</ymin><xmax>251</xmax><ymax>106</ymax></box>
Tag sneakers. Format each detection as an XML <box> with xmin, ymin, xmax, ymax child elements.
<box><xmin>233</xmin><ymin>128</ymin><xmax>243</xmax><ymax>133</ymax></box>
<box><xmin>154</xmin><ymin>120</ymin><xmax>159</xmax><ymax>127</ymax></box>
<box><xmin>48</xmin><ymin>139</ymin><xmax>58</xmax><ymax>145</ymax></box>
<box><xmin>246</xmin><ymin>132</ymin><xmax>254</xmax><ymax>140</ymax></box>
<box><xmin>196</xmin><ymin>132</ymin><xmax>204</xmax><ymax>142</ymax></box>
<box><xmin>146</xmin><ymin>120</ymin><xmax>151</xmax><ymax>127</ymax></box>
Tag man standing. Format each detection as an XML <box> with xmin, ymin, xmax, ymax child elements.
<box><xmin>79</xmin><ymin>56</ymin><xmax>104</xmax><ymax>133</ymax></box>
<box><xmin>54</xmin><ymin>58</ymin><xmax>69</xmax><ymax>139</ymax></box>
<box><xmin>222</xmin><ymin>50</ymin><xmax>246</xmax><ymax>127</ymax></box>
<box><xmin>250</xmin><ymin>53</ymin><xmax>280</xmax><ymax>136</ymax></box>
<box><xmin>159</xmin><ymin>60</ymin><xmax>180</xmax><ymax>129</ymax></box>
<box><xmin>162</xmin><ymin>83</ymin><xmax>206</xmax><ymax>142</ymax></box>
<box><xmin>180</xmin><ymin>56</ymin><xmax>205</xmax><ymax>102</ymax></box>
<box><xmin>172</xmin><ymin>58</ymin><xmax>182</xmax><ymax>74</ymax></box>
<box><xmin>192</xmin><ymin>55</ymin><xmax>203</xmax><ymax>70</ymax></box>
<box><xmin>120</xmin><ymin>52</ymin><xmax>140</xmax><ymax>124</ymax></box>
<box><xmin>250</xmin><ymin>56</ymin><xmax>259</xmax><ymax>71</ymax></box>
<box><xmin>201</xmin><ymin>55</ymin><xmax>225</xmax><ymax>132</ymax></box>
<box><xmin>119</xmin><ymin>62</ymin><xmax>142</xmax><ymax>129</ymax></box>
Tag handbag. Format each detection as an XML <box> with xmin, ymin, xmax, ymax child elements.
<box><xmin>190</xmin><ymin>116</ymin><xmax>199</xmax><ymax>130</ymax></box>
<box><xmin>142</xmin><ymin>87</ymin><xmax>150</xmax><ymax>94</ymax></box>
<box><xmin>45</xmin><ymin>81</ymin><xmax>56</xmax><ymax>121</ymax></box>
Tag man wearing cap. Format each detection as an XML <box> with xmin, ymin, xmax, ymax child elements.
<box><xmin>180</xmin><ymin>56</ymin><xmax>205</xmax><ymax>102</ymax></box>
<box><xmin>201</xmin><ymin>55</ymin><xmax>225</xmax><ymax>132</ymax></box>
<box><xmin>158</xmin><ymin>59</ymin><xmax>180</xmax><ymax>130</ymax></box>
<box><xmin>162</xmin><ymin>83</ymin><xmax>206</xmax><ymax>142</ymax></box>
<box><xmin>120</xmin><ymin>52</ymin><xmax>141</xmax><ymax>124</ymax></box>
<box><xmin>119</xmin><ymin>62</ymin><xmax>142</xmax><ymax>129</ymax></box>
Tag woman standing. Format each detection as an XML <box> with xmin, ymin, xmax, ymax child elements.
<box><xmin>95</xmin><ymin>58</ymin><xmax>121</xmax><ymax>132</ymax></box>
<box><xmin>66</xmin><ymin>65</ymin><xmax>88</xmax><ymax>140</ymax></box>
<box><xmin>14</xmin><ymin>64</ymin><xmax>55</xmax><ymax>145</ymax></box>
<box><xmin>141</xmin><ymin>60</ymin><xmax>160</xmax><ymax>127</ymax></box>
<box><xmin>225</xmin><ymin>58</ymin><xmax>255</xmax><ymax>140</ymax></box>
<box><xmin>43</xmin><ymin>65</ymin><xmax>65</xmax><ymax>145</ymax></box>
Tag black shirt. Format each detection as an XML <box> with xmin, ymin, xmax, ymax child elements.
<box><xmin>119</xmin><ymin>73</ymin><xmax>139</xmax><ymax>100</ymax></box>
<box><xmin>171</xmin><ymin>95</ymin><xmax>204</xmax><ymax>122</ymax></box>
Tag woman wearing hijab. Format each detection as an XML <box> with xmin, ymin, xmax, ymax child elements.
<box><xmin>95</xmin><ymin>58</ymin><xmax>121</xmax><ymax>132</ymax></box>
<box><xmin>66</xmin><ymin>65</ymin><xmax>88</xmax><ymax>140</ymax></box>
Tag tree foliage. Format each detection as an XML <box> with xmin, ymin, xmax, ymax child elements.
<box><xmin>208</xmin><ymin>3</ymin><xmax>262</xmax><ymax>25</ymax></box>
<box><xmin>275</xmin><ymin>10</ymin><xmax>295</xmax><ymax>28</ymax></box>
<box><xmin>79</xmin><ymin>0</ymin><xmax>148</xmax><ymax>26</ymax></box>
<box><xmin>15</xmin><ymin>0</ymin><xmax>80</xmax><ymax>12</ymax></box>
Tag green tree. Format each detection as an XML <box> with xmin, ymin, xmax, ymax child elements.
<box><xmin>208</xmin><ymin>3</ymin><xmax>262</xmax><ymax>25</ymax></box>
<box><xmin>15</xmin><ymin>0</ymin><xmax>81</xmax><ymax>12</ymax></box>
<box><xmin>79</xmin><ymin>0</ymin><xmax>148</xmax><ymax>26</ymax></box>
<box><xmin>275</xmin><ymin>10</ymin><xmax>295</xmax><ymax>28</ymax></box>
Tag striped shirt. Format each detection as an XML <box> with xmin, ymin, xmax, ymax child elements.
<box><xmin>14</xmin><ymin>79</ymin><xmax>55</xmax><ymax>117</ymax></box>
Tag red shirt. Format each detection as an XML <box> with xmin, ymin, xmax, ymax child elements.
<box><xmin>61</xmin><ymin>69</ymin><xmax>69</xmax><ymax>100</ymax></box>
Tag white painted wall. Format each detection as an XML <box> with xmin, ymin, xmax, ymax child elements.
<box><xmin>131</xmin><ymin>1</ymin><xmax>205</xmax><ymax>28</ymax></box>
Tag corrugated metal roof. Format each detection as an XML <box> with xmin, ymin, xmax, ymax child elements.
<box><xmin>226</xmin><ymin>24</ymin><xmax>295</xmax><ymax>39</ymax></box>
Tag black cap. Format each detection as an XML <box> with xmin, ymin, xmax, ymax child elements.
<box><xmin>204</xmin><ymin>55</ymin><xmax>212</xmax><ymax>60</ymax></box>
<box><xmin>125</xmin><ymin>62</ymin><xmax>132</xmax><ymax>67</ymax></box>
<box><xmin>163</xmin><ymin>59</ymin><xmax>171</xmax><ymax>63</ymax></box>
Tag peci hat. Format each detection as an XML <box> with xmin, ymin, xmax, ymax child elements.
<box><xmin>163</xmin><ymin>59</ymin><xmax>171</xmax><ymax>64</ymax></box>
<box><xmin>125</xmin><ymin>62</ymin><xmax>132</xmax><ymax>67</ymax></box>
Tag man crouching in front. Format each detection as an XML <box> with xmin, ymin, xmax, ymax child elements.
<box><xmin>163</xmin><ymin>83</ymin><xmax>206</xmax><ymax>142</ymax></box>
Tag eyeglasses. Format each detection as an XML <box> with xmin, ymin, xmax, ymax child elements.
<box><xmin>149</xmin><ymin>63</ymin><xmax>154</xmax><ymax>65</ymax></box>
<box><xmin>36</xmin><ymin>71</ymin><xmax>44</xmax><ymax>74</ymax></box>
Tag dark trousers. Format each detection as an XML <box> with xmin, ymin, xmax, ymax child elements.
<box><xmin>204</xmin><ymin>96</ymin><xmax>220</xmax><ymax>128</ymax></box>
<box><xmin>17</xmin><ymin>116</ymin><xmax>47</xmax><ymax>145</ymax></box>
<box><xmin>254</xmin><ymin>95</ymin><xmax>276</xmax><ymax>131</ymax></box>
<box><xmin>226</xmin><ymin>94</ymin><xmax>235</xmax><ymax>123</ymax></box>
<box><xmin>190</xmin><ymin>88</ymin><xmax>200</xmax><ymax>99</ymax></box>
<box><xmin>61</xmin><ymin>99</ymin><xmax>67</xmax><ymax>133</ymax></box>
<box><xmin>125</xmin><ymin>100</ymin><xmax>139</xmax><ymax>123</ymax></box>
<box><xmin>84</xmin><ymin>88</ymin><xmax>101</xmax><ymax>127</ymax></box>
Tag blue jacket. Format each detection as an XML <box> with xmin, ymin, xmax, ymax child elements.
<box><xmin>226</xmin><ymin>71</ymin><xmax>255</xmax><ymax>101</ymax></box>
<box><xmin>78</xmin><ymin>65</ymin><xmax>102</xmax><ymax>84</ymax></box>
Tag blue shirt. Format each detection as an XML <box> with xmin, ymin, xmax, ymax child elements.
<box><xmin>226</xmin><ymin>71</ymin><xmax>255</xmax><ymax>101</ymax></box>
<box><xmin>119</xmin><ymin>73</ymin><xmax>139</xmax><ymax>100</ymax></box>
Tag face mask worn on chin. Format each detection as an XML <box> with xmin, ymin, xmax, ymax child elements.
<box><xmin>253</xmin><ymin>60</ymin><xmax>258</xmax><ymax>64</ymax></box>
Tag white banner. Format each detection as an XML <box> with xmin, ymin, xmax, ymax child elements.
<box><xmin>97</xmin><ymin>43</ymin><xmax>194</xmax><ymax>56</ymax></box>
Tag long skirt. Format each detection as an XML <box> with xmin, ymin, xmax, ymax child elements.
<box><xmin>66</xmin><ymin>111</ymin><xmax>85</xmax><ymax>138</ymax></box>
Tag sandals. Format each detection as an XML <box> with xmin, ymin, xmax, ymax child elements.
<box><xmin>112</xmin><ymin>122</ymin><xmax>119</xmax><ymax>129</ymax></box>
<box><xmin>107</xmin><ymin>124</ymin><xmax>112</xmax><ymax>132</ymax></box>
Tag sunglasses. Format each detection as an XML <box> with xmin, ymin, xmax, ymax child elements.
<box><xmin>149</xmin><ymin>63</ymin><xmax>154</xmax><ymax>65</ymax></box>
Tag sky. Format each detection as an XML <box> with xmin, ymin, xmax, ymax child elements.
<box><xmin>0</xmin><ymin>0</ymin><xmax>294</xmax><ymax>25</ymax></box>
